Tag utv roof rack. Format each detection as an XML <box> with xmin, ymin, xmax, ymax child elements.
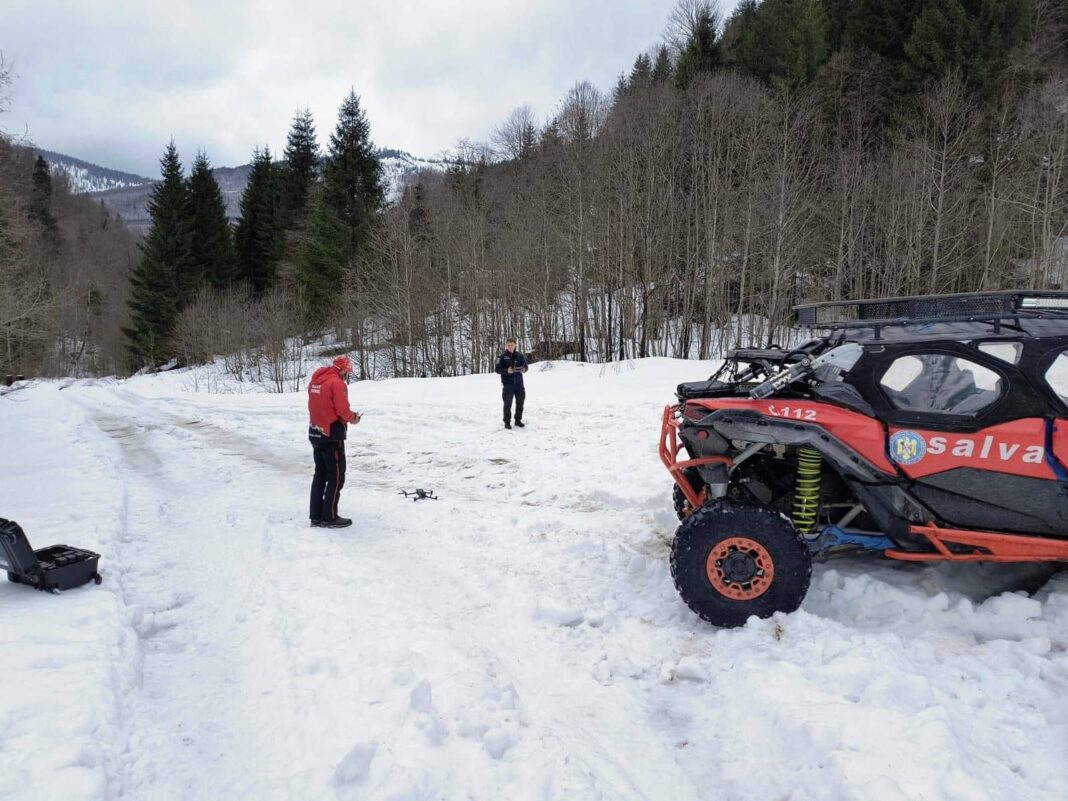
<box><xmin>794</xmin><ymin>290</ymin><xmax>1068</xmax><ymax>334</ymax></box>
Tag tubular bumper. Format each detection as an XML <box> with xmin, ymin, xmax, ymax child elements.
<box><xmin>659</xmin><ymin>405</ymin><xmax>732</xmax><ymax>512</ymax></box>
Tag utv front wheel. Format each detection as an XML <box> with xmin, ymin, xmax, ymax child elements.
<box><xmin>670</xmin><ymin>501</ymin><xmax>812</xmax><ymax>628</ymax></box>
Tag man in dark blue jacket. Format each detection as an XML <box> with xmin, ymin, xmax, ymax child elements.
<box><xmin>495</xmin><ymin>338</ymin><xmax>528</xmax><ymax>429</ymax></box>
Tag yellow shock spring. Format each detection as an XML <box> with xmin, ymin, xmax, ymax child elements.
<box><xmin>793</xmin><ymin>446</ymin><xmax>822</xmax><ymax>535</ymax></box>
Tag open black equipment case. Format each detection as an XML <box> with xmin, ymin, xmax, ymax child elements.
<box><xmin>0</xmin><ymin>518</ymin><xmax>102</xmax><ymax>592</ymax></box>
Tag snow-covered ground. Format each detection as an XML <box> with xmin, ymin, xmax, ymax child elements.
<box><xmin>1</xmin><ymin>358</ymin><xmax>1066</xmax><ymax>801</ymax></box>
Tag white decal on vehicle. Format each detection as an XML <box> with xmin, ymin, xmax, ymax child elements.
<box><xmin>767</xmin><ymin>405</ymin><xmax>817</xmax><ymax>421</ymax></box>
<box><xmin>909</xmin><ymin>433</ymin><xmax>1043</xmax><ymax>464</ymax></box>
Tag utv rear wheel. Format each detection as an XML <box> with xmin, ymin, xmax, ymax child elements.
<box><xmin>672</xmin><ymin>468</ymin><xmax>707</xmax><ymax>520</ymax></box>
<box><xmin>670</xmin><ymin>500</ymin><xmax>812</xmax><ymax>628</ymax></box>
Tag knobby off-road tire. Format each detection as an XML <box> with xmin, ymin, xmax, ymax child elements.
<box><xmin>670</xmin><ymin>500</ymin><xmax>812</xmax><ymax>628</ymax></box>
<box><xmin>672</xmin><ymin>468</ymin><xmax>706</xmax><ymax>521</ymax></box>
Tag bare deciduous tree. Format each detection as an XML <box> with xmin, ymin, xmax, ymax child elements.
<box><xmin>340</xmin><ymin>64</ymin><xmax>1068</xmax><ymax>378</ymax></box>
<box><xmin>665</xmin><ymin>0</ymin><xmax>721</xmax><ymax>57</ymax></box>
<box><xmin>492</xmin><ymin>105</ymin><xmax>538</xmax><ymax>162</ymax></box>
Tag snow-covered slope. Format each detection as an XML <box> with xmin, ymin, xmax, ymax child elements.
<box><xmin>1</xmin><ymin>359</ymin><xmax>1066</xmax><ymax>800</ymax></box>
<box><xmin>36</xmin><ymin>148</ymin><xmax>154</xmax><ymax>193</ymax></box>
<box><xmin>377</xmin><ymin>148</ymin><xmax>457</xmax><ymax>201</ymax></box>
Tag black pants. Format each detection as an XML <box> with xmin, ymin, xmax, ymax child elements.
<box><xmin>310</xmin><ymin>441</ymin><xmax>346</xmax><ymax>522</ymax></box>
<box><xmin>502</xmin><ymin>385</ymin><xmax>525</xmax><ymax>423</ymax></box>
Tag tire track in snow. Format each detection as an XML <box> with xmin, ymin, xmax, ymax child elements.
<box><xmin>68</xmin><ymin>388</ymin><xmax>314</xmax><ymax>800</ymax></box>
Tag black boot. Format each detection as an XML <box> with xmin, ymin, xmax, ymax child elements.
<box><xmin>310</xmin><ymin>519</ymin><xmax>321</xmax><ymax>528</ymax></box>
<box><xmin>320</xmin><ymin>516</ymin><xmax>353</xmax><ymax>529</ymax></box>
<box><xmin>515</xmin><ymin>420</ymin><xmax>525</xmax><ymax>428</ymax></box>
<box><xmin>504</xmin><ymin>421</ymin><xmax>512</xmax><ymax>429</ymax></box>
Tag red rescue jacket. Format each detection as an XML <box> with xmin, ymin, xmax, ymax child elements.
<box><xmin>308</xmin><ymin>366</ymin><xmax>356</xmax><ymax>440</ymax></box>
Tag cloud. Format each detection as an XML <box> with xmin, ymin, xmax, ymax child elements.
<box><xmin>3</xmin><ymin>0</ymin><xmax>737</xmax><ymax>176</ymax></box>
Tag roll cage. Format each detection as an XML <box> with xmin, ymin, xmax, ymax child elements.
<box><xmin>679</xmin><ymin>290</ymin><xmax>1068</xmax><ymax>430</ymax></box>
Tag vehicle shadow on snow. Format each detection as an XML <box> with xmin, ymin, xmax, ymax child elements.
<box><xmin>802</xmin><ymin>551</ymin><xmax>1066</xmax><ymax>633</ymax></box>
<box><xmin>812</xmin><ymin>550</ymin><xmax>1064</xmax><ymax>599</ymax></box>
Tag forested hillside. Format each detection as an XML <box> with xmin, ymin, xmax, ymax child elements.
<box><xmin>3</xmin><ymin>0</ymin><xmax>1067</xmax><ymax>379</ymax></box>
<box><xmin>363</xmin><ymin>0</ymin><xmax>1068</xmax><ymax>373</ymax></box>
<box><xmin>1</xmin><ymin>60</ymin><xmax>139</xmax><ymax>377</ymax></box>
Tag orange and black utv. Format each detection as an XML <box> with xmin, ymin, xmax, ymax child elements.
<box><xmin>662</xmin><ymin>291</ymin><xmax>1068</xmax><ymax>627</ymax></box>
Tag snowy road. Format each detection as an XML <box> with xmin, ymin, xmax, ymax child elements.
<box><xmin>2</xmin><ymin>359</ymin><xmax>1067</xmax><ymax>801</ymax></box>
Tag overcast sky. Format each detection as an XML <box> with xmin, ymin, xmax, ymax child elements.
<box><xmin>2</xmin><ymin>0</ymin><xmax>740</xmax><ymax>177</ymax></box>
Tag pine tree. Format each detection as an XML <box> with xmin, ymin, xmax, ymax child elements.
<box><xmin>903</xmin><ymin>0</ymin><xmax>1031</xmax><ymax>96</ymax></box>
<box><xmin>124</xmin><ymin>141</ymin><xmax>194</xmax><ymax>366</ymax></box>
<box><xmin>30</xmin><ymin>155</ymin><xmax>58</xmax><ymax>236</ymax></box>
<box><xmin>539</xmin><ymin>119</ymin><xmax>564</xmax><ymax>155</ymax></box>
<box><xmin>822</xmin><ymin>0</ymin><xmax>855</xmax><ymax>52</ymax></box>
<box><xmin>629</xmin><ymin>53</ymin><xmax>653</xmax><ymax>90</ymax></box>
<box><xmin>234</xmin><ymin>147</ymin><xmax>282</xmax><ymax>296</ymax></box>
<box><xmin>722</xmin><ymin>0</ymin><xmax>765</xmax><ymax>78</ymax></box>
<box><xmin>279</xmin><ymin>108</ymin><xmax>320</xmax><ymax>229</ymax></box>
<box><xmin>651</xmin><ymin>45</ymin><xmax>674</xmax><ymax>84</ymax></box>
<box><xmin>322</xmin><ymin>89</ymin><xmax>385</xmax><ymax>270</ymax></box>
<box><xmin>675</xmin><ymin>5</ymin><xmax>721</xmax><ymax>89</ymax></box>
<box><xmin>297</xmin><ymin>186</ymin><xmax>347</xmax><ymax>325</ymax></box>
<box><xmin>783</xmin><ymin>0</ymin><xmax>830</xmax><ymax>84</ymax></box>
<box><xmin>187</xmin><ymin>152</ymin><xmax>236</xmax><ymax>292</ymax></box>
<box><xmin>519</xmin><ymin>118</ymin><xmax>537</xmax><ymax>158</ymax></box>
<box><xmin>844</xmin><ymin>0</ymin><xmax>922</xmax><ymax>62</ymax></box>
<box><xmin>723</xmin><ymin>0</ymin><xmax>828</xmax><ymax>87</ymax></box>
<box><xmin>903</xmin><ymin>0</ymin><xmax>972</xmax><ymax>91</ymax></box>
<box><xmin>967</xmin><ymin>0</ymin><xmax>1031</xmax><ymax>98</ymax></box>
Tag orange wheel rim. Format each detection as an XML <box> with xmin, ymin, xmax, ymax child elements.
<box><xmin>706</xmin><ymin>537</ymin><xmax>775</xmax><ymax>601</ymax></box>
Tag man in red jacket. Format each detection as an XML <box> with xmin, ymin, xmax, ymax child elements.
<box><xmin>308</xmin><ymin>355</ymin><xmax>361</xmax><ymax>528</ymax></box>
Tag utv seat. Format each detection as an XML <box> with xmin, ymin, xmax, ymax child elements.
<box><xmin>891</xmin><ymin>359</ymin><xmax>999</xmax><ymax>415</ymax></box>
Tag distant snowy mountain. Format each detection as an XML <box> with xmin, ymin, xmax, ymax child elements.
<box><xmin>39</xmin><ymin>147</ymin><xmax>456</xmax><ymax>233</ymax></box>
<box><xmin>377</xmin><ymin>148</ymin><xmax>458</xmax><ymax>200</ymax></box>
<box><xmin>82</xmin><ymin>162</ymin><xmax>253</xmax><ymax>233</ymax></box>
<box><xmin>36</xmin><ymin>149</ymin><xmax>154</xmax><ymax>193</ymax></box>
